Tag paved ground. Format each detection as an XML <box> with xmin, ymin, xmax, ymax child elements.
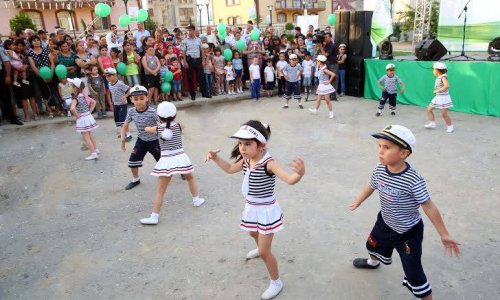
<box><xmin>1</xmin><ymin>96</ymin><xmax>500</xmax><ymax>300</ymax></box>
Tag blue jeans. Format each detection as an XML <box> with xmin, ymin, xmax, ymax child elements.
<box><xmin>338</xmin><ymin>69</ymin><xmax>346</xmax><ymax>94</ymax></box>
<box><xmin>251</xmin><ymin>79</ymin><xmax>261</xmax><ymax>99</ymax></box>
<box><xmin>126</xmin><ymin>74</ymin><xmax>141</xmax><ymax>87</ymax></box>
<box><xmin>172</xmin><ymin>79</ymin><xmax>182</xmax><ymax>93</ymax></box>
<box><xmin>204</xmin><ymin>73</ymin><xmax>213</xmax><ymax>94</ymax></box>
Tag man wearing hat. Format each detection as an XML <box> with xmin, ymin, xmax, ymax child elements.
<box><xmin>182</xmin><ymin>24</ymin><xmax>211</xmax><ymax>100</ymax></box>
<box><xmin>121</xmin><ymin>85</ymin><xmax>161</xmax><ymax>190</ymax></box>
<box><xmin>351</xmin><ymin>125</ymin><xmax>460</xmax><ymax>300</ymax></box>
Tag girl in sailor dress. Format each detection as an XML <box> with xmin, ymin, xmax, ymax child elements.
<box><xmin>424</xmin><ymin>62</ymin><xmax>454</xmax><ymax>133</ymax></box>
<box><xmin>68</xmin><ymin>78</ymin><xmax>100</xmax><ymax>161</ymax></box>
<box><xmin>139</xmin><ymin>101</ymin><xmax>205</xmax><ymax>225</ymax></box>
<box><xmin>206</xmin><ymin>120</ymin><xmax>305</xmax><ymax>300</ymax></box>
<box><xmin>309</xmin><ymin>55</ymin><xmax>336</xmax><ymax>119</ymax></box>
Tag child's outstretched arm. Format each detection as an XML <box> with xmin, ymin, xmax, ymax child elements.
<box><xmin>120</xmin><ymin>122</ymin><xmax>130</xmax><ymax>151</ymax></box>
<box><xmin>144</xmin><ymin>126</ymin><xmax>157</xmax><ymax>134</ymax></box>
<box><xmin>350</xmin><ymin>184</ymin><xmax>375</xmax><ymax>210</ymax></box>
<box><xmin>206</xmin><ymin>150</ymin><xmax>243</xmax><ymax>174</ymax></box>
<box><xmin>421</xmin><ymin>200</ymin><xmax>461</xmax><ymax>256</ymax></box>
<box><xmin>400</xmin><ymin>81</ymin><xmax>406</xmax><ymax>94</ymax></box>
<box><xmin>266</xmin><ymin>157</ymin><xmax>305</xmax><ymax>185</ymax></box>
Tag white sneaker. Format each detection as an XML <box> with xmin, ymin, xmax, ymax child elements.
<box><xmin>309</xmin><ymin>108</ymin><xmax>318</xmax><ymax>114</ymax></box>
<box><xmin>193</xmin><ymin>197</ymin><xmax>205</xmax><ymax>207</ymax></box>
<box><xmin>84</xmin><ymin>152</ymin><xmax>98</xmax><ymax>160</ymax></box>
<box><xmin>140</xmin><ymin>214</ymin><xmax>159</xmax><ymax>225</ymax></box>
<box><xmin>261</xmin><ymin>279</ymin><xmax>283</xmax><ymax>300</ymax></box>
<box><xmin>329</xmin><ymin>111</ymin><xmax>334</xmax><ymax>119</ymax></box>
<box><xmin>95</xmin><ymin>149</ymin><xmax>100</xmax><ymax>154</ymax></box>
<box><xmin>246</xmin><ymin>248</ymin><xmax>260</xmax><ymax>259</ymax></box>
<box><xmin>424</xmin><ymin>122</ymin><xmax>436</xmax><ymax>129</ymax></box>
<box><xmin>446</xmin><ymin>125</ymin><xmax>454</xmax><ymax>133</ymax></box>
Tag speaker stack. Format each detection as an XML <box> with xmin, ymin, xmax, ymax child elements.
<box><xmin>337</xmin><ymin>10</ymin><xmax>372</xmax><ymax>97</ymax></box>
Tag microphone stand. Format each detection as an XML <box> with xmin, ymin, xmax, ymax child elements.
<box><xmin>445</xmin><ymin>0</ymin><xmax>475</xmax><ymax>60</ymax></box>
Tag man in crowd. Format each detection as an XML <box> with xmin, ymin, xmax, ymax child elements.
<box><xmin>0</xmin><ymin>44</ymin><xmax>23</xmax><ymax>125</ymax></box>
<box><xmin>85</xmin><ymin>35</ymin><xmax>99</xmax><ymax>58</ymax></box>
<box><xmin>294</xmin><ymin>26</ymin><xmax>306</xmax><ymax>42</ymax></box>
<box><xmin>135</xmin><ymin>22</ymin><xmax>151</xmax><ymax>53</ymax></box>
<box><xmin>182</xmin><ymin>24</ymin><xmax>211</xmax><ymax>100</ymax></box>
<box><xmin>38</xmin><ymin>30</ymin><xmax>49</xmax><ymax>49</ymax></box>
<box><xmin>206</xmin><ymin>25</ymin><xmax>219</xmax><ymax>46</ymax></box>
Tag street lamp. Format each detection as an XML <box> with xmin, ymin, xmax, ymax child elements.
<box><xmin>66</xmin><ymin>3</ymin><xmax>77</xmax><ymax>40</ymax></box>
<box><xmin>204</xmin><ymin>0</ymin><xmax>210</xmax><ymax>26</ymax></box>
<box><xmin>303</xmin><ymin>0</ymin><xmax>308</xmax><ymax>16</ymax></box>
<box><xmin>197</xmin><ymin>4</ymin><xmax>203</xmax><ymax>33</ymax></box>
<box><xmin>267</xmin><ymin>5</ymin><xmax>273</xmax><ymax>25</ymax></box>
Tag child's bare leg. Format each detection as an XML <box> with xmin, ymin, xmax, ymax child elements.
<box><xmin>325</xmin><ymin>97</ymin><xmax>333</xmax><ymax>112</ymax></box>
<box><xmin>105</xmin><ymin>90</ymin><xmax>112</xmax><ymax>110</ymax></box>
<box><xmin>258</xmin><ymin>233</ymin><xmax>279</xmax><ymax>280</ymax></box>
<box><xmin>183</xmin><ymin>173</ymin><xmax>199</xmax><ymax>197</ymax></box>
<box><xmin>441</xmin><ymin>108</ymin><xmax>452</xmax><ymax>126</ymax></box>
<box><xmin>81</xmin><ymin>132</ymin><xmax>96</xmax><ymax>153</ymax></box>
<box><xmin>426</xmin><ymin>106</ymin><xmax>435</xmax><ymax>121</ymax></box>
<box><xmin>152</xmin><ymin>176</ymin><xmax>172</xmax><ymax>213</ymax></box>
<box><xmin>89</xmin><ymin>132</ymin><xmax>97</xmax><ymax>149</ymax></box>
<box><xmin>249</xmin><ymin>231</ymin><xmax>259</xmax><ymax>245</ymax></box>
<box><xmin>315</xmin><ymin>95</ymin><xmax>321</xmax><ymax>110</ymax></box>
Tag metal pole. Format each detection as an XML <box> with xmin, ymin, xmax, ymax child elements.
<box><xmin>269</xmin><ymin>9</ymin><xmax>272</xmax><ymax>25</ymax></box>
<box><xmin>124</xmin><ymin>0</ymin><xmax>130</xmax><ymax>31</ymax></box>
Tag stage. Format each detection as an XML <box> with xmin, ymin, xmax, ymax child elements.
<box><xmin>363</xmin><ymin>58</ymin><xmax>500</xmax><ymax>117</ymax></box>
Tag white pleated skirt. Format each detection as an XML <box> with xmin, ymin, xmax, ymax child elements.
<box><xmin>316</xmin><ymin>83</ymin><xmax>336</xmax><ymax>95</ymax></box>
<box><xmin>430</xmin><ymin>94</ymin><xmax>453</xmax><ymax>109</ymax></box>
<box><xmin>240</xmin><ymin>200</ymin><xmax>284</xmax><ymax>235</ymax></box>
<box><xmin>150</xmin><ymin>149</ymin><xmax>194</xmax><ymax>177</ymax></box>
<box><xmin>75</xmin><ymin>112</ymin><xmax>98</xmax><ymax>133</ymax></box>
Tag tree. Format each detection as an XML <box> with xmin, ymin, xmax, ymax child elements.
<box><xmin>429</xmin><ymin>0</ymin><xmax>440</xmax><ymax>38</ymax></box>
<box><xmin>9</xmin><ymin>12</ymin><xmax>36</xmax><ymax>32</ymax></box>
<box><xmin>397</xmin><ymin>4</ymin><xmax>415</xmax><ymax>33</ymax></box>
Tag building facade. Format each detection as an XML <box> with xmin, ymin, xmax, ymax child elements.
<box><xmin>150</xmin><ymin>0</ymin><xmax>198</xmax><ymax>28</ymax></box>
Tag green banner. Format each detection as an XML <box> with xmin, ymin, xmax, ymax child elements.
<box><xmin>364</xmin><ymin>59</ymin><xmax>500</xmax><ymax>117</ymax></box>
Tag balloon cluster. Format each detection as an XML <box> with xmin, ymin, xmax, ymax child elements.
<box><xmin>217</xmin><ymin>22</ymin><xmax>227</xmax><ymax>40</ymax></box>
<box><xmin>119</xmin><ymin>9</ymin><xmax>149</xmax><ymax>27</ymax></box>
<box><xmin>38</xmin><ymin>64</ymin><xmax>69</xmax><ymax>80</ymax></box>
<box><xmin>161</xmin><ymin>70</ymin><xmax>174</xmax><ymax>93</ymax></box>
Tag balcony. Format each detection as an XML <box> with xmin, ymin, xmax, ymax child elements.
<box><xmin>274</xmin><ymin>0</ymin><xmax>326</xmax><ymax>13</ymax></box>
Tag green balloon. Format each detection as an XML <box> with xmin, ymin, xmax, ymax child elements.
<box><xmin>161</xmin><ymin>82</ymin><xmax>172</xmax><ymax>93</ymax></box>
<box><xmin>250</xmin><ymin>29</ymin><xmax>260</xmax><ymax>41</ymax></box>
<box><xmin>218</xmin><ymin>32</ymin><xmax>227</xmax><ymax>40</ymax></box>
<box><xmin>96</xmin><ymin>3</ymin><xmax>111</xmax><ymax>18</ymax></box>
<box><xmin>328</xmin><ymin>14</ymin><xmax>336</xmax><ymax>25</ymax></box>
<box><xmin>163</xmin><ymin>70</ymin><xmax>174</xmax><ymax>82</ymax></box>
<box><xmin>39</xmin><ymin>66</ymin><xmax>52</xmax><ymax>80</ymax></box>
<box><xmin>217</xmin><ymin>22</ymin><xmax>226</xmax><ymax>33</ymax></box>
<box><xmin>116</xmin><ymin>62</ymin><xmax>127</xmax><ymax>75</ymax></box>
<box><xmin>137</xmin><ymin>9</ymin><xmax>149</xmax><ymax>22</ymax></box>
<box><xmin>119</xmin><ymin>14</ymin><xmax>130</xmax><ymax>27</ymax></box>
<box><xmin>55</xmin><ymin>64</ymin><xmax>67</xmax><ymax>79</ymax></box>
<box><xmin>95</xmin><ymin>3</ymin><xmax>103</xmax><ymax>16</ymax></box>
<box><xmin>223</xmin><ymin>49</ymin><xmax>233</xmax><ymax>61</ymax></box>
<box><xmin>236</xmin><ymin>39</ymin><xmax>246</xmax><ymax>52</ymax></box>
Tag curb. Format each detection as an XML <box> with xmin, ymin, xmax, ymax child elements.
<box><xmin>0</xmin><ymin>92</ymin><xmax>251</xmax><ymax>131</ymax></box>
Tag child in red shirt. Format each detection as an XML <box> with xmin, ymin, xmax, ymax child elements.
<box><xmin>169</xmin><ymin>58</ymin><xmax>183</xmax><ymax>101</ymax></box>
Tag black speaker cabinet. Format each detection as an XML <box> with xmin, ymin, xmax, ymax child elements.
<box><xmin>414</xmin><ymin>39</ymin><xmax>447</xmax><ymax>61</ymax></box>
<box><xmin>346</xmin><ymin>56</ymin><xmax>365</xmax><ymax>97</ymax></box>
<box><xmin>348</xmin><ymin>11</ymin><xmax>373</xmax><ymax>58</ymax></box>
<box><xmin>335</xmin><ymin>10</ymin><xmax>350</xmax><ymax>47</ymax></box>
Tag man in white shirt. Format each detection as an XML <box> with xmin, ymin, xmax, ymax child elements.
<box><xmin>135</xmin><ymin>22</ymin><xmax>151</xmax><ymax>53</ymax></box>
<box><xmin>224</xmin><ymin>27</ymin><xmax>236</xmax><ymax>47</ymax></box>
<box><xmin>206</xmin><ymin>25</ymin><xmax>219</xmax><ymax>46</ymax></box>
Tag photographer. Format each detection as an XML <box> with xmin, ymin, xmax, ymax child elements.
<box><xmin>316</xmin><ymin>32</ymin><xmax>338</xmax><ymax>100</ymax></box>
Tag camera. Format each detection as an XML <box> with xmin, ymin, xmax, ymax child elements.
<box><xmin>314</xmin><ymin>30</ymin><xmax>325</xmax><ymax>44</ymax></box>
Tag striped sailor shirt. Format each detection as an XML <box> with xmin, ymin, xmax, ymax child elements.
<box><xmin>125</xmin><ymin>106</ymin><xmax>158</xmax><ymax>142</ymax></box>
<box><xmin>157</xmin><ymin>122</ymin><xmax>183</xmax><ymax>151</ymax></box>
<box><xmin>242</xmin><ymin>153</ymin><xmax>276</xmax><ymax>204</ymax></box>
<box><xmin>379</xmin><ymin>75</ymin><xmax>402</xmax><ymax>94</ymax></box>
<box><xmin>369</xmin><ymin>163</ymin><xmax>430</xmax><ymax>234</ymax></box>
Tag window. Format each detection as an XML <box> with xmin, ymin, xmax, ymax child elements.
<box><xmin>227</xmin><ymin>17</ymin><xmax>233</xmax><ymax>25</ymax></box>
<box><xmin>23</xmin><ymin>10</ymin><xmax>44</xmax><ymax>31</ymax></box>
<box><xmin>56</xmin><ymin>10</ymin><xmax>77</xmax><ymax>31</ymax></box>
<box><xmin>277</xmin><ymin>13</ymin><xmax>287</xmax><ymax>23</ymax></box>
<box><xmin>225</xmin><ymin>0</ymin><xmax>240</xmax><ymax>6</ymax></box>
<box><xmin>92</xmin><ymin>10</ymin><xmax>110</xmax><ymax>30</ymax></box>
<box><xmin>235</xmin><ymin>16</ymin><xmax>242</xmax><ymax>25</ymax></box>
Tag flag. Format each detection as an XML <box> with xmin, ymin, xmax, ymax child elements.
<box><xmin>371</xmin><ymin>0</ymin><xmax>393</xmax><ymax>45</ymax></box>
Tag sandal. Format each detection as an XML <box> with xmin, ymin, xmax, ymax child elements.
<box><xmin>353</xmin><ymin>258</ymin><xmax>380</xmax><ymax>269</ymax></box>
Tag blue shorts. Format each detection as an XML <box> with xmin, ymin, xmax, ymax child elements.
<box><xmin>303</xmin><ymin>76</ymin><xmax>312</xmax><ymax>86</ymax></box>
<box><xmin>235</xmin><ymin>69</ymin><xmax>242</xmax><ymax>78</ymax></box>
<box><xmin>172</xmin><ymin>79</ymin><xmax>181</xmax><ymax>93</ymax></box>
<box><xmin>366</xmin><ymin>212</ymin><xmax>432</xmax><ymax>298</ymax></box>
<box><xmin>128</xmin><ymin>138</ymin><xmax>161</xmax><ymax>168</ymax></box>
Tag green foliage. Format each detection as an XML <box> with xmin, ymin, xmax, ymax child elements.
<box><xmin>285</xmin><ymin>23</ymin><xmax>294</xmax><ymax>30</ymax></box>
<box><xmin>430</xmin><ymin>0</ymin><xmax>440</xmax><ymax>37</ymax></box>
<box><xmin>144</xmin><ymin>16</ymin><xmax>156</xmax><ymax>33</ymax></box>
<box><xmin>9</xmin><ymin>12</ymin><xmax>36</xmax><ymax>32</ymax></box>
<box><xmin>397</xmin><ymin>4</ymin><xmax>415</xmax><ymax>33</ymax></box>
<box><xmin>392</xmin><ymin>23</ymin><xmax>401</xmax><ymax>40</ymax></box>
<box><xmin>287</xmin><ymin>34</ymin><xmax>295</xmax><ymax>42</ymax></box>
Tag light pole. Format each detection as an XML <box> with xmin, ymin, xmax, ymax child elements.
<box><xmin>197</xmin><ymin>4</ymin><xmax>203</xmax><ymax>33</ymax></box>
<box><xmin>123</xmin><ymin>0</ymin><xmax>130</xmax><ymax>30</ymax></box>
<box><xmin>303</xmin><ymin>0</ymin><xmax>308</xmax><ymax>16</ymax></box>
<box><xmin>66</xmin><ymin>3</ymin><xmax>77</xmax><ymax>40</ymax></box>
<box><xmin>204</xmin><ymin>0</ymin><xmax>210</xmax><ymax>26</ymax></box>
<box><xmin>267</xmin><ymin>5</ymin><xmax>273</xmax><ymax>25</ymax></box>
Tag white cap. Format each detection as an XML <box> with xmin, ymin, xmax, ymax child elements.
<box><xmin>316</xmin><ymin>55</ymin><xmax>327</xmax><ymax>62</ymax></box>
<box><xmin>339</xmin><ymin>43</ymin><xmax>346</xmax><ymax>48</ymax></box>
<box><xmin>129</xmin><ymin>85</ymin><xmax>148</xmax><ymax>96</ymax></box>
<box><xmin>104</xmin><ymin>67</ymin><xmax>117</xmax><ymax>75</ymax></box>
<box><xmin>386</xmin><ymin>63</ymin><xmax>396</xmax><ymax>70</ymax></box>
<box><xmin>231</xmin><ymin>125</ymin><xmax>267</xmax><ymax>144</ymax></box>
<box><xmin>67</xmin><ymin>77</ymin><xmax>83</xmax><ymax>87</ymax></box>
<box><xmin>433</xmin><ymin>62</ymin><xmax>447</xmax><ymax>70</ymax></box>
<box><xmin>372</xmin><ymin>125</ymin><xmax>416</xmax><ymax>153</ymax></box>
<box><xmin>289</xmin><ymin>54</ymin><xmax>298</xmax><ymax>60</ymax></box>
<box><xmin>157</xmin><ymin>101</ymin><xmax>177</xmax><ymax>118</ymax></box>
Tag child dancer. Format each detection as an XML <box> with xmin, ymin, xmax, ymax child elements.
<box><xmin>350</xmin><ymin>124</ymin><xmax>460</xmax><ymax>300</ymax></box>
<box><xmin>105</xmin><ymin>68</ymin><xmax>132</xmax><ymax>140</ymax></box>
<box><xmin>88</xmin><ymin>65</ymin><xmax>106</xmax><ymax>118</ymax></box>
<box><xmin>309</xmin><ymin>55</ymin><xmax>335</xmax><ymax>119</ymax></box>
<box><xmin>224</xmin><ymin>59</ymin><xmax>236</xmax><ymax>95</ymax></box>
<box><xmin>424</xmin><ymin>62</ymin><xmax>454</xmax><ymax>133</ymax></box>
<box><xmin>282</xmin><ymin>54</ymin><xmax>304</xmax><ymax>109</ymax></box>
<box><xmin>206</xmin><ymin>120</ymin><xmax>305</xmax><ymax>300</ymax></box>
<box><xmin>263</xmin><ymin>59</ymin><xmax>275</xmax><ymax>97</ymax></box>
<box><xmin>213</xmin><ymin>48</ymin><xmax>226</xmax><ymax>94</ymax></box>
<box><xmin>68</xmin><ymin>78</ymin><xmax>99</xmax><ymax>160</ymax></box>
<box><xmin>376</xmin><ymin>63</ymin><xmax>405</xmax><ymax>117</ymax></box>
<box><xmin>140</xmin><ymin>101</ymin><xmax>205</xmax><ymax>225</ymax></box>
<box><xmin>301</xmin><ymin>52</ymin><xmax>314</xmax><ymax>100</ymax></box>
<box><xmin>249</xmin><ymin>57</ymin><xmax>261</xmax><ymax>101</ymax></box>
<box><xmin>121</xmin><ymin>85</ymin><xmax>161</xmax><ymax>190</ymax></box>
<box><xmin>232</xmin><ymin>51</ymin><xmax>244</xmax><ymax>93</ymax></box>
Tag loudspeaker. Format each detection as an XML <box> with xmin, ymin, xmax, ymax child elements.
<box><xmin>335</xmin><ymin>10</ymin><xmax>350</xmax><ymax>47</ymax></box>
<box><xmin>414</xmin><ymin>39</ymin><xmax>447</xmax><ymax>61</ymax></box>
<box><xmin>348</xmin><ymin>11</ymin><xmax>373</xmax><ymax>58</ymax></box>
<box><xmin>346</xmin><ymin>56</ymin><xmax>365</xmax><ymax>97</ymax></box>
